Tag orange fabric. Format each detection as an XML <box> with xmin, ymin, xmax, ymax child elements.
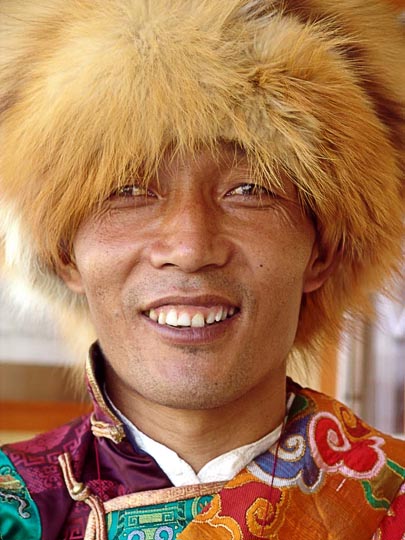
<box><xmin>179</xmin><ymin>385</ymin><xmax>405</xmax><ymax>540</ymax></box>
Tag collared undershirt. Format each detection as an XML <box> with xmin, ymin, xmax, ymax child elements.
<box><xmin>105</xmin><ymin>389</ymin><xmax>294</xmax><ymax>487</ymax></box>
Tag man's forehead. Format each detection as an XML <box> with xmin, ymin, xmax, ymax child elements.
<box><xmin>128</xmin><ymin>141</ymin><xmax>251</xmax><ymax>188</ymax></box>
<box><xmin>161</xmin><ymin>140</ymin><xmax>249</xmax><ymax>171</ymax></box>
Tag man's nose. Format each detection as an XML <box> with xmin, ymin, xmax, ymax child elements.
<box><xmin>148</xmin><ymin>199</ymin><xmax>232</xmax><ymax>273</ymax></box>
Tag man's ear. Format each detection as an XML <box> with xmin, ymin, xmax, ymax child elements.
<box><xmin>57</xmin><ymin>260</ymin><xmax>86</xmax><ymax>295</ymax></box>
<box><xmin>303</xmin><ymin>240</ymin><xmax>340</xmax><ymax>294</ymax></box>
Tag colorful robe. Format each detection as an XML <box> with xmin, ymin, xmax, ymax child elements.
<box><xmin>1</xmin><ymin>349</ymin><xmax>404</xmax><ymax>540</ymax></box>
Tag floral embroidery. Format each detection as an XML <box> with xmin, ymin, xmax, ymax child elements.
<box><xmin>0</xmin><ymin>466</ymin><xmax>31</xmax><ymax>519</ymax></box>
<box><xmin>246</xmin><ymin>491</ymin><xmax>289</xmax><ymax>538</ymax></box>
<box><xmin>179</xmin><ymin>496</ymin><xmax>242</xmax><ymax>540</ymax></box>
<box><xmin>3</xmin><ymin>380</ymin><xmax>405</xmax><ymax>540</ymax></box>
<box><xmin>0</xmin><ymin>451</ymin><xmax>42</xmax><ymax>540</ymax></box>
<box><xmin>249</xmin><ymin>415</ymin><xmax>324</xmax><ymax>494</ymax></box>
<box><xmin>309</xmin><ymin>411</ymin><xmax>386</xmax><ymax>480</ymax></box>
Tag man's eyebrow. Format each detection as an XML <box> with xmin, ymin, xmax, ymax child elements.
<box><xmin>222</xmin><ymin>140</ymin><xmax>246</xmax><ymax>156</ymax></box>
<box><xmin>216</xmin><ymin>141</ymin><xmax>248</xmax><ymax>167</ymax></box>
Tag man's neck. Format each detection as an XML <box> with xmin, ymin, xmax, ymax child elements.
<box><xmin>105</xmin><ymin>368</ymin><xmax>287</xmax><ymax>473</ymax></box>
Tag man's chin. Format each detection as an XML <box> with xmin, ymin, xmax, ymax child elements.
<box><xmin>133</xmin><ymin>379</ymin><xmax>245</xmax><ymax>411</ymax></box>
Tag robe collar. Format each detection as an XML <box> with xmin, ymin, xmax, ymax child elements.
<box><xmin>86</xmin><ymin>342</ymin><xmax>126</xmax><ymax>444</ymax></box>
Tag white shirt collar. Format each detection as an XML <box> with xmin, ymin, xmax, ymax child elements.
<box><xmin>105</xmin><ymin>389</ymin><xmax>294</xmax><ymax>487</ymax></box>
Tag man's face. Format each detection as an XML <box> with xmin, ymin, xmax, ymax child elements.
<box><xmin>63</xmin><ymin>145</ymin><xmax>325</xmax><ymax>410</ymax></box>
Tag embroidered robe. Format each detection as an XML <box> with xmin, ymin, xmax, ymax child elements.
<box><xmin>1</xmin><ymin>352</ymin><xmax>404</xmax><ymax>539</ymax></box>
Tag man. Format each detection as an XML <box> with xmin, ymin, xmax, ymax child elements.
<box><xmin>0</xmin><ymin>1</ymin><xmax>404</xmax><ymax>539</ymax></box>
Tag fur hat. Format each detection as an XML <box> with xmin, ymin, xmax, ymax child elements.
<box><xmin>0</xmin><ymin>0</ymin><xmax>404</xmax><ymax>354</ymax></box>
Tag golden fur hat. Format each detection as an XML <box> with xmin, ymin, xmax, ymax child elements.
<box><xmin>0</xmin><ymin>0</ymin><xmax>404</xmax><ymax>353</ymax></box>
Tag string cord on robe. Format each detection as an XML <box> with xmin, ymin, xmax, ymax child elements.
<box><xmin>58</xmin><ymin>452</ymin><xmax>108</xmax><ymax>540</ymax></box>
<box><xmin>94</xmin><ymin>438</ymin><xmax>105</xmax><ymax>502</ymax></box>
<box><xmin>259</xmin><ymin>413</ymin><xmax>288</xmax><ymax>537</ymax></box>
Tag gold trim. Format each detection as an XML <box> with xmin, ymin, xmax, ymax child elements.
<box><xmin>84</xmin><ymin>482</ymin><xmax>225</xmax><ymax>540</ymax></box>
<box><xmin>104</xmin><ymin>482</ymin><xmax>226</xmax><ymax>512</ymax></box>
<box><xmin>59</xmin><ymin>452</ymin><xmax>108</xmax><ymax>540</ymax></box>
<box><xmin>86</xmin><ymin>346</ymin><xmax>125</xmax><ymax>441</ymax></box>
<box><xmin>90</xmin><ymin>414</ymin><xmax>126</xmax><ymax>444</ymax></box>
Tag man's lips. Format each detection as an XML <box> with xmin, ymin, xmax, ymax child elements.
<box><xmin>141</xmin><ymin>295</ymin><xmax>239</xmax><ymax>329</ymax></box>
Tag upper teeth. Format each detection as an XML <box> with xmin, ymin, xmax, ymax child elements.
<box><xmin>147</xmin><ymin>306</ymin><xmax>236</xmax><ymax>327</ymax></box>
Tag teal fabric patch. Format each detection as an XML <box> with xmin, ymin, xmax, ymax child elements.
<box><xmin>107</xmin><ymin>495</ymin><xmax>213</xmax><ymax>540</ymax></box>
<box><xmin>0</xmin><ymin>449</ymin><xmax>42</xmax><ymax>540</ymax></box>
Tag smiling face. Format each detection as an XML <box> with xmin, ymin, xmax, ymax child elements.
<box><xmin>61</xmin><ymin>145</ymin><xmax>329</xmax><ymax>412</ymax></box>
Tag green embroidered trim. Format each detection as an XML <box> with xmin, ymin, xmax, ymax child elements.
<box><xmin>288</xmin><ymin>394</ymin><xmax>308</xmax><ymax>419</ymax></box>
<box><xmin>0</xmin><ymin>450</ymin><xmax>42</xmax><ymax>540</ymax></box>
<box><xmin>361</xmin><ymin>481</ymin><xmax>390</xmax><ymax>510</ymax></box>
<box><xmin>387</xmin><ymin>459</ymin><xmax>405</xmax><ymax>479</ymax></box>
<box><xmin>107</xmin><ymin>495</ymin><xmax>213</xmax><ymax>540</ymax></box>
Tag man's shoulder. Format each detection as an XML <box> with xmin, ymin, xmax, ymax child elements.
<box><xmin>293</xmin><ymin>383</ymin><xmax>405</xmax><ymax>532</ymax></box>
<box><xmin>0</xmin><ymin>413</ymin><xmax>93</xmax><ymax>540</ymax></box>
<box><xmin>2</xmin><ymin>411</ymin><xmax>92</xmax><ymax>466</ymax></box>
<box><xmin>1</xmin><ymin>412</ymin><xmax>93</xmax><ymax>490</ymax></box>
<box><xmin>297</xmin><ymin>383</ymin><xmax>405</xmax><ymax>462</ymax></box>
<box><xmin>266</xmin><ymin>382</ymin><xmax>405</xmax><ymax>537</ymax></box>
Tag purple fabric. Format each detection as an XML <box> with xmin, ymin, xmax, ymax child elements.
<box><xmin>2</xmin><ymin>364</ymin><xmax>172</xmax><ymax>540</ymax></box>
<box><xmin>3</xmin><ymin>416</ymin><xmax>171</xmax><ymax>540</ymax></box>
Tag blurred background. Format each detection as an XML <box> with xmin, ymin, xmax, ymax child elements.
<box><xmin>1</xmin><ymin>0</ymin><xmax>404</xmax><ymax>444</ymax></box>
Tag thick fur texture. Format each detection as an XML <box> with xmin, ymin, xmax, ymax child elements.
<box><xmin>0</xmin><ymin>0</ymin><xmax>404</xmax><ymax>354</ymax></box>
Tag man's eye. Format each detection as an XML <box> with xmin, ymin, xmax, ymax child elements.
<box><xmin>114</xmin><ymin>185</ymin><xmax>155</xmax><ymax>198</ymax></box>
<box><xmin>226</xmin><ymin>183</ymin><xmax>277</xmax><ymax>198</ymax></box>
